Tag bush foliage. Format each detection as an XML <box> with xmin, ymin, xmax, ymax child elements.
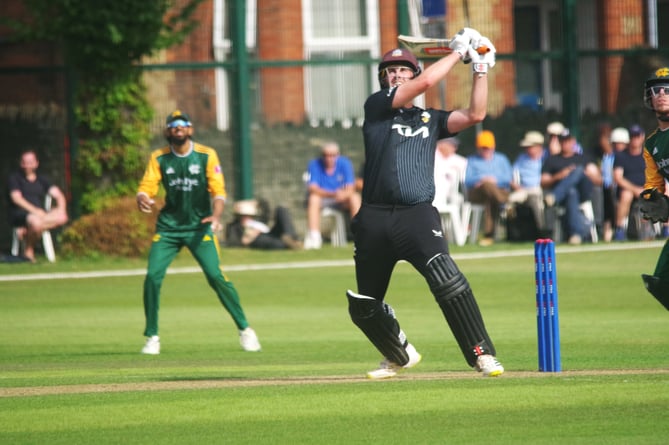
<box><xmin>60</xmin><ymin>196</ymin><xmax>161</xmax><ymax>258</ymax></box>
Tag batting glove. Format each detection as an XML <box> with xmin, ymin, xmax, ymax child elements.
<box><xmin>449</xmin><ymin>27</ymin><xmax>482</xmax><ymax>60</ymax></box>
<box><xmin>471</xmin><ymin>37</ymin><xmax>496</xmax><ymax>74</ymax></box>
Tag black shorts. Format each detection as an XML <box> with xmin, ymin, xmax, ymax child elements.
<box><xmin>352</xmin><ymin>202</ymin><xmax>449</xmax><ymax>298</ymax></box>
<box><xmin>9</xmin><ymin>209</ymin><xmax>29</xmax><ymax>228</ymax></box>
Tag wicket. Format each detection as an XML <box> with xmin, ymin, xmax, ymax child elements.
<box><xmin>534</xmin><ymin>239</ymin><xmax>561</xmax><ymax>372</ymax></box>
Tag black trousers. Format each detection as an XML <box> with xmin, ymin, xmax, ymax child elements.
<box><xmin>352</xmin><ymin>202</ymin><xmax>449</xmax><ymax>299</ymax></box>
<box><xmin>250</xmin><ymin>206</ymin><xmax>299</xmax><ymax>250</ymax></box>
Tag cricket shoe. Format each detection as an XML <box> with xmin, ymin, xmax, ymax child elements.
<box><xmin>239</xmin><ymin>327</ymin><xmax>261</xmax><ymax>352</ymax></box>
<box><xmin>141</xmin><ymin>335</ymin><xmax>160</xmax><ymax>355</ymax></box>
<box><xmin>475</xmin><ymin>354</ymin><xmax>504</xmax><ymax>377</ymax></box>
<box><xmin>366</xmin><ymin>343</ymin><xmax>422</xmax><ymax>380</ymax></box>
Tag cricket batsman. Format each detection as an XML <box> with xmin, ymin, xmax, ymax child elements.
<box><xmin>346</xmin><ymin>28</ymin><xmax>504</xmax><ymax>379</ymax></box>
<box><xmin>640</xmin><ymin>67</ymin><xmax>669</xmax><ymax>311</ymax></box>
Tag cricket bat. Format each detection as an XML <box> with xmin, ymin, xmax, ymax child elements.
<box><xmin>398</xmin><ymin>35</ymin><xmax>490</xmax><ymax>58</ymax></box>
<box><xmin>398</xmin><ymin>35</ymin><xmax>453</xmax><ymax>58</ymax></box>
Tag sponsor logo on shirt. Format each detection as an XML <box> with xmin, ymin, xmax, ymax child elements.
<box><xmin>392</xmin><ymin>123</ymin><xmax>429</xmax><ymax>138</ymax></box>
<box><xmin>168</xmin><ymin>177</ymin><xmax>200</xmax><ymax>191</ymax></box>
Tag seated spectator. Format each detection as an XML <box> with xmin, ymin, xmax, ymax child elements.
<box><xmin>226</xmin><ymin>199</ymin><xmax>302</xmax><ymax>250</ymax></box>
<box><xmin>304</xmin><ymin>141</ymin><xmax>361</xmax><ymax>249</ymax></box>
<box><xmin>508</xmin><ymin>131</ymin><xmax>546</xmax><ymax>236</ymax></box>
<box><xmin>597</xmin><ymin>126</ymin><xmax>624</xmax><ymax>241</ymax></box>
<box><xmin>464</xmin><ymin>130</ymin><xmax>513</xmax><ymax>246</ymax></box>
<box><xmin>432</xmin><ymin>137</ymin><xmax>467</xmax><ymax>212</ymax></box>
<box><xmin>545</xmin><ymin>121</ymin><xmax>565</xmax><ymax>156</ymax></box>
<box><xmin>613</xmin><ymin>124</ymin><xmax>647</xmax><ymax>240</ymax></box>
<box><xmin>546</xmin><ymin>121</ymin><xmax>584</xmax><ymax>156</ymax></box>
<box><xmin>541</xmin><ymin>128</ymin><xmax>602</xmax><ymax>245</ymax></box>
<box><xmin>7</xmin><ymin>149</ymin><xmax>68</xmax><ymax>262</ymax></box>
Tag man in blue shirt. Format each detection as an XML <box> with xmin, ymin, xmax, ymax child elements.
<box><xmin>508</xmin><ymin>130</ymin><xmax>547</xmax><ymax>236</ymax></box>
<box><xmin>304</xmin><ymin>141</ymin><xmax>361</xmax><ymax>249</ymax></box>
<box><xmin>465</xmin><ymin>130</ymin><xmax>513</xmax><ymax>245</ymax></box>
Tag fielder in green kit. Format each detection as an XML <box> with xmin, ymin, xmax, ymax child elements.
<box><xmin>136</xmin><ymin>110</ymin><xmax>261</xmax><ymax>354</ymax></box>
<box><xmin>639</xmin><ymin>68</ymin><xmax>669</xmax><ymax>311</ymax></box>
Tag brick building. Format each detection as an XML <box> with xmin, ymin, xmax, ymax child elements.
<box><xmin>0</xmin><ymin>0</ymin><xmax>665</xmax><ymax>250</ymax></box>
<box><xmin>1</xmin><ymin>0</ymin><xmax>659</xmax><ymax>130</ymax></box>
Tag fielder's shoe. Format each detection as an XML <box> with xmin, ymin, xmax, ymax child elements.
<box><xmin>239</xmin><ymin>327</ymin><xmax>261</xmax><ymax>352</ymax></box>
<box><xmin>475</xmin><ymin>354</ymin><xmax>504</xmax><ymax>377</ymax></box>
<box><xmin>141</xmin><ymin>335</ymin><xmax>160</xmax><ymax>355</ymax></box>
<box><xmin>366</xmin><ymin>343</ymin><xmax>422</xmax><ymax>380</ymax></box>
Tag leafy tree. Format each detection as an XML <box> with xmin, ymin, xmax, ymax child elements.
<box><xmin>6</xmin><ymin>0</ymin><xmax>205</xmax><ymax>212</ymax></box>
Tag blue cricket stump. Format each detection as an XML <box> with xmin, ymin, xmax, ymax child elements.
<box><xmin>534</xmin><ymin>239</ymin><xmax>561</xmax><ymax>372</ymax></box>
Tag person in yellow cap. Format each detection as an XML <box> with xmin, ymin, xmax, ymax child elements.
<box><xmin>464</xmin><ymin>130</ymin><xmax>513</xmax><ymax>246</ymax></box>
<box><xmin>135</xmin><ymin>110</ymin><xmax>261</xmax><ymax>355</ymax></box>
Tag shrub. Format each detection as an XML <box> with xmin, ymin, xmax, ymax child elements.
<box><xmin>60</xmin><ymin>196</ymin><xmax>161</xmax><ymax>258</ymax></box>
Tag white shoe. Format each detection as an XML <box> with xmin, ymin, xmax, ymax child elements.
<box><xmin>475</xmin><ymin>354</ymin><xmax>504</xmax><ymax>377</ymax></box>
<box><xmin>141</xmin><ymin>335</ymin><xmax>160</xmax><ymax>355</ymax></box>
<box><xmin>239</xmin><ymin>327</ymin><xmax>261</xmax><ymax>352</ymax></box>
<box><xmin>366</xmin><ymin>343</ymin><xmax>422</xmax><ymax>379</ymax></box>
<box><xmin>304</xmin><ymin>231</ymin><xmax>322</xmax><ymax>250</ymax></box>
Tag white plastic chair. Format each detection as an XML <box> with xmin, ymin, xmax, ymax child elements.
<box><xmin>11</xmin><ymin>195</ymin><xmax>56</xmax><ymax>262</ymax></box>
<box><xmin>436</xmin><ymin>169</ymin><xmax>468</xmax><ymax>246</ymax></box>
<box><xmin>321</xmin><ymin>206</ymin><xmax>348</xmax><ymax>247</ymax></box>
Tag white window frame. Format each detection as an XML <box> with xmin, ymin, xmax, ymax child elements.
<box><xmin>302</xmin><ymin>0</ymin><xmax>380</xmax><ymax>127</ymax></box>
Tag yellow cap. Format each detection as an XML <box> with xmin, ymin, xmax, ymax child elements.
<box><xmin>476</xmin><ymin>130</ymin><xmax>496</xmax><ymax>149</ymax></box>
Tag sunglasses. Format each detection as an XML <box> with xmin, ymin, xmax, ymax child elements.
<box><xmin>649</xmin><ymin>84</ymin><xmax>669</xmax><ymax>96</ymax></box>
<box><xmin>167</xmin><ymin>119</ymin><xmax>192</xmax><ymax>128</ymax></box>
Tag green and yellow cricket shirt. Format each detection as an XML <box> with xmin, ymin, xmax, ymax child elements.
<box><xmin>138</xmin><ymin>141</ymin><xmax>227</xmax><ymax>232</ymax></box>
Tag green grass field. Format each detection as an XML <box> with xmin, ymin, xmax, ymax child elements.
<box><xmin>1</xmin><ymin>241</ymin><xmax>669</xmax><ymax>444</ymax></box>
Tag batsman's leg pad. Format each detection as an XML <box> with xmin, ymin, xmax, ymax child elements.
<box><xmin>347</xmin><ymin>290</ymin><xmax>410</xmax><ymax>366</ymax></box>
<box><xmin>641</xmin><ymin>274</ymin><xmax>669</xmax><ymax>311</ymax></box>
<box><xmin>425</xmin><ymin>254</ymin><xmax>496</xmax><ymax>367</ymax></box>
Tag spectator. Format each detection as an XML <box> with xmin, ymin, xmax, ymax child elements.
<box><xmin>7</xmin><ymin>150</ymin><xmax>68</xmax><ymax>262</ymax></box>
<box><xmin>508</xmin><ymin>131</ymin><xmax>546</xmax><ymax>236</ymax></box>
<box><xmin>610</xmin><ymin>127</ymin><xmax>630</xmax><ymax>152</ymax></box>
<box><xmin>541</xmin><ymin>128</ymin><xmax>602</xmax><ymax>245</ymax></box>
<box><xmin>464</xmin><ymin>130</ymin><xmax>513</xmax><ymax>246</ymax></box>
<box><xmin>546</xmin><ymin>120</ymin><xmax>583</xmax><ymax>155</ymax></box>
<box><xmin>545</xmin><ymin>121</ymin><xmax>565</xmax><ymax>156</ymax></box>
<box><xmin>432</xmin><ymin>137</ymin><xmax>467</xmax><ymax>212</ymax></box>
<box><xmin>597</xmin><ymin>126</ymin><xmax>626</xmax><ymax>241</ymax></box>
<box><xmin>304</xmin><ymin>141</ymin><xmax>361</xmax><ymax>249</ymax></box>
<box><xmin>226</xmin><ymin>199</ymin><xmax>302</xmax><ymax>250</ymax></box>
<box><xmin>613</xmin><ymin>124</ymin><xmax>646</xmax><ymax>240</ymax></box>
